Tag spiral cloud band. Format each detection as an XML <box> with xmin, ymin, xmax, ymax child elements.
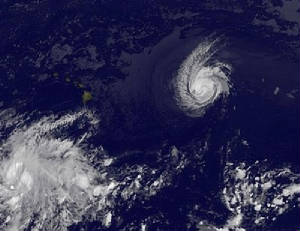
<box><xmin>172</xmin><ymin>38</ymin><xmax>231</xmax><ymax>117</ymax></box>
<box><xmin>152</xmin><ymin>36</ymin><xmax>232</xmax><ymax>119</ymax></box>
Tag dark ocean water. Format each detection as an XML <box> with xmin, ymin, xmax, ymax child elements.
<box><xmin>0</xmin><ymin>1</ymin><xmax>299</xmax><ymax>231</ymax></box>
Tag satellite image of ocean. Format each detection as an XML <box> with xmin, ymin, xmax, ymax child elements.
<box><xmin>0</xmin><ymin>0</ymin><xmax>299</xmax><ymax>231</ymax></box>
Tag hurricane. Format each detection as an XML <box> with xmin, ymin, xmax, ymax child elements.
<box><xmin>152</xmin><ymin>35</ymin><xmax>232</xmax><ymax>119</ymax></box>
<box><xmin>0</xmin><ymin>1</ymin><xmax>298</xmax><ymax>229</ymax></box>
<box><xmin>171</xmin><ymin>37</ymin><xmax>231</xmax><ymax>117</ymax></box>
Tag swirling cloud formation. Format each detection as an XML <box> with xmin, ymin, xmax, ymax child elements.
<box><xmin>172</xmin><ymin>37</ymin><xmax>232</xmax><ymax>117</ymax></box>
<box><xmin>152</xmin><ymin>36</ymin><xmax>232</xmax><ymax>119</ymax></box>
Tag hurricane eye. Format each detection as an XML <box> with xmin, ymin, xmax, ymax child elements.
<box><xmin>152</xmin><ymin>36</ymin><xmax>232</xmax><ymax>118</ymax></box>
